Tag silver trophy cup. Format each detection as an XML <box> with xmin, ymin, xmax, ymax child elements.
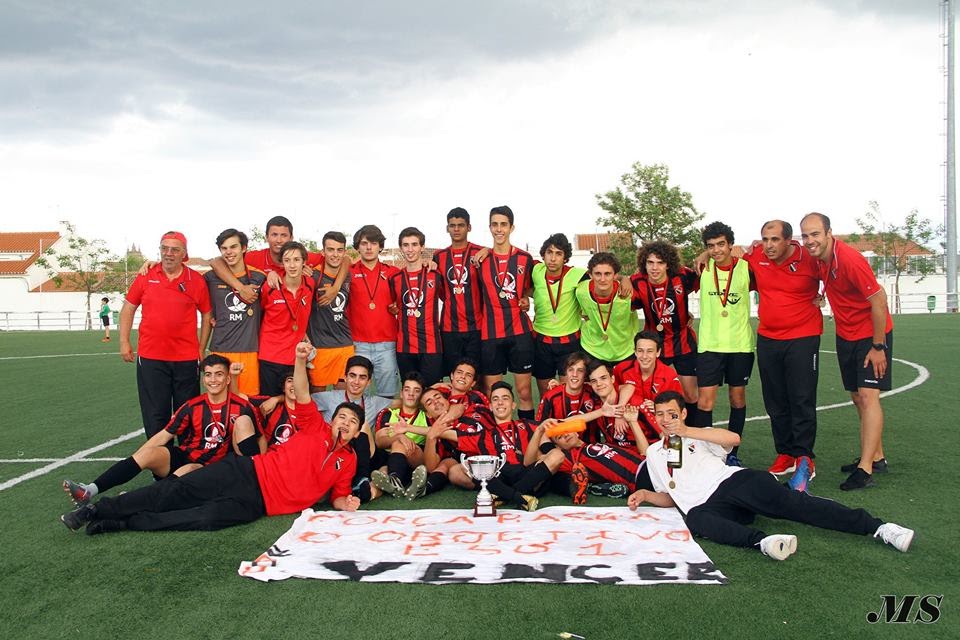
<box><xmin>461</xmin><ymin>453</ymin><xmax>507</xmax><ymax>517</ymax></box>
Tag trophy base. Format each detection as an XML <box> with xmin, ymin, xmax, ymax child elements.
<box><xmin>474</xmin><ymin>501</ymin><xmax>496</xmax><ymax>517</ymax></box>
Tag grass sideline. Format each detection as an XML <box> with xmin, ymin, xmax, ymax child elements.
<box><xmin>0</xmin><ymin>316</ymin><xmax>956</xmax><ymax>639</ymax></box>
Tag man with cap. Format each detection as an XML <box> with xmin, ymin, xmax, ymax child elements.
<box><xmin>120</xmin><ymin>231</ymin><xmax>213</xmax><ymax>438</ymax></box>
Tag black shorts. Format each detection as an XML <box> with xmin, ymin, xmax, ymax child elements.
<box><xmin>696</xmin><ymin>351</ymin><xmax>755</xmax><ymax>388</ymax></box>
<box><xmin>396</xmin><ymin>352</ymin><xmax>445</xmax><ymax>387</ymax></box>
<box><xmin>836</xmin><ymin>331</ymin><xmax>893</xmax><ymax>392</ymax></box>
<box><xmin>481</xmin><ymin>333</ymin><xmax>535</xmax><ymax>376</ymax></box>
<box><xmin>661</xmin><ymin>350</ymin><xmax>697</xmax><ymax>377</ymax></box>
<box><xmin>165</xmin><ymin>444</ymin><xmax>195</xmax><ymax>472</ymax></box>
<box><xmin>101</xmin><ymin>315</ymin><xmax>110</xmax><ymax>327</ymax></box>
<box><xmin>532</xmin><ymin>334</ymin><xmax>582</xmax><ymax>380</ymax></box>
<box><xmin>441</xmin><ymin>330</ymin><xmax>481</xmax><ymax>375</ymax></box>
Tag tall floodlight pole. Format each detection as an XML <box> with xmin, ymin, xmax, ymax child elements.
<box><xmin>947</xmin><ymin>0</ymin><xmax>958</xmax><ymax>312</ymax></box>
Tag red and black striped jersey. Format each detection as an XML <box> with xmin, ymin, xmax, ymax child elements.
<box><xmin>164</xmin><ymin>392</ymin><xmax>260</xmax><ymax>464</ymax></box>
<box><xmin>631</xmin><ymin>269</ymin><xmax>699</xmax><ymax>359</ymax></box>
<box><xmin>434</xmin><ymin>384</ymin><xmax>489</xmax><ymax>408</ymax></box>
<box><xmin>475</xmin><ymin>247</ymin><xmax>534</xmax><ymax>340</ymax></box>
<box><xmin>249</xmin><ymin>397</ymin><xmax>304</xmax><ymax>448</ymax></box>
<box><xmin>435</xmin><ymin>243</ymin><xmax>484</xmax><ymax>333</ymax></box>
<box><xmin>473</xmin><ymin>418</ymin><xmax>537</xmax><ymax>465</ymax></box>
<box><xmin>554</xmin><ymin>442</ymin><xmax>645</xmax><ymax>487</ymax></box>
<box><xmin>388</xmin><ymin>267</ymin><xmax>443</xmax><ymax>354</ymax></box>
<box><xmin>436</xmin><ymin>414</ymin><xmax>487</xmax><ymax>458</ymax></box>
<box><xmin>612</xmin><ymin>358</ymin><xmax>682</xmax><ymax>440</ymax></box>
<box><xmin>536</xmin><ymin>385</ymin><xmax>602</xmax><ymax>422</ymax></box>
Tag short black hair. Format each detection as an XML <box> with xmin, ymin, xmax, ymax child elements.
<box><xmin>489</xmin><ymin>205</ymin><xmax>514</xmax><ymax>225</ymax></box>
<box><xmin>101</xmin><ymin>296</ymin><xmax>109</xmax><ymax>303</ymax></box>
<box><xmin>322</xmin><ymin>231</ymin><xmax>347</xmax><ymax>246</ymax></box>
<box><xmin>353</xmin><ymin>224</ymin><xmax>386</xmax><ymax>250</ymax></box>
<box><xmin>653</xmin><ymin>390</ymin><xmax>685</xmax><ymax>409</ymax></box>
<box><xmin>701</xmin><ymin>221</ymin><xmax>734</xmax><ymax>246</ymax></box>
<box><xmin>540</xmin><ymin>233</ymin><xmax>573</xmax><ymax>262</ymax></box>
<box><xmin>587</xmin><ymin>251</ymin><xmax>621</xmax><ymax>274</ymax></box>
<box><xmin>398</xmin><ymin>226</ymin><xmax>425</xmax><ymax>247</ymax></box>
<box><xmin>265</xmin><ymin>216</ymin><xmax>293</xmax><ymax>235</ymax></box>
<box><xmin>585</xmin><ymin>359</ymin><xmax>611</xmax><ymax>380</ymax></box>
<box><xmin>447</xmin><ymin>207</ymin><xmax>470</xmax><ymax>224</ymax></box>
<box><xmin>450</xmin><ymin>357</ymin><xmax>478</xmax><ymax>376</ymax></box>
<box><xmin>490</xmin><ymin>381</ymin><xmax>514</xmax><ymax>398</ymax></box>
<box><xmin>333</xmin><ymin>401</ymin><xmax>365</xmax><ymax>426</ymax></box>
<box><xmin>401</xmin><ymin>370</ymin><xmax>426</xmax><ymax>390</ymax></box>
<box><xmin>634</xmin><ymin>330</ymin><xmax>663</xmax><ymax>350</ymax></box>
<box><xmin>344</xmin><ymin>355</ymin><xmax>374</xmax><ymax>377</ymax></box>
<box><xmin>202</xmin><ymin>353</ymin><xmax>231</xmax><ymax>370</ymax></box>
<box><xmin>762</xmin><ymin>220</ymin><xmax>793</xmax><ymax>239</ymax></box>
<box><xmin>216</xmin><ymin>228</ymin><xmax>249</xmax><ymax>250</ymax></box>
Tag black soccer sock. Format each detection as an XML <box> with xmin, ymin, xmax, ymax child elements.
<box><xmin>697</xmin><ymin>408</ymin><xmax>713</xmax><ymax>428</ymax></box>
<box><xmin>514</xmin><ymin>462</ymin><xmax>553</xmax><ymax>497</ymax></box>
<box><xmin>387</xmin><ymin>452</ymin><xmax>408</xmax><ymax>482</ymax></box>
<box><xmin>92</xmin><ymin>456</ymin><xmax>142</xmax><ymax>493</ymax></box>
<box><xmin>486</xmin><ymin>478</ymin><xmax>519</xmax><ymax>505</ymax></box>
<box><xmin>425</xmin><ymin>472</ymin><xmax>448</xmax><ymax>495</ymax></box>
<box><xmin>517</xmin><ymin>409</ymin><xmax>536</xmax><ymax>420</ymax></box>
<box><xmin>685</xmin><ymin>402</ymin><xmax>700</xmax><ymax>426</ymax></box>
<box><xmin>729</xmin><ymin>406</ymin><xmax>747</xmax><ymax>455</ymax></box>
<box><xmin>237</xmin><ymin>435</ymin><xmax>260</xmax><ymax>456</ymax></box>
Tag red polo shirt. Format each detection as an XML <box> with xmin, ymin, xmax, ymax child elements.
<box><xmin>348</xmin><ymin>260</ymin><xmax>400</xmax><ymax>343</ymax></box>
<box><xmin>253</xmin><ymin>401</ymin><xmax>356</xmax><ymax>515</ymax></box>
<box><xmin>258</xmin><ymin>278</ymin><xmax>314</xmax><ymax>364</ymax></box>
<box><xmin>817</xmin><ymin>239</ymin><xmax>893</xmax><ymax>341</ymax></box>
<box><xmin>125</xmin><ymin>264</ymin><xmax>211</xmax><ymax>361</ymax></box>
<box><xmin>244</xmin><ymin>248</ymin><xmax>324</xmax><ymax>276</ymax></box>
<box><xmin>742</xmin><ymin>241</ymin><xmax>823</xmax><ymax>340</ymax></box>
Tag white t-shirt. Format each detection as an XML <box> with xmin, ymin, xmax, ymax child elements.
<box><xmin>645</xmin><ymin>430</ymin><xmax>743</xmax><ymax>514</ymax></box>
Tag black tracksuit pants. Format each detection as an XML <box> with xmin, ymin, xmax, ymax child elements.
<box><xmin>756</xmin><ymin>334</ymin><xmax>820</xmax><ymax>458</ymax></box>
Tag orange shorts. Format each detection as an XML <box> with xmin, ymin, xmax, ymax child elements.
<box><xmin>308</xmin><ymin>345</ymin><xmax>356</xmax><ymax>388</ymax></box>
<box><xmin>211</xmin><ymin>351</ymin><xmax>260</xmax><ymax>396</ymax></box>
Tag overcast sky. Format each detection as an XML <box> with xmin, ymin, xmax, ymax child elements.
<box><xmin>0</xmin><ymin>0</ymin><xmax>952</xmax><ymax>260</ymax></box>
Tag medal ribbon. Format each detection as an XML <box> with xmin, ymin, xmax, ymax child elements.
<box><xmin>361</xmin><ymin>262</ymin><xmax>383</xmax><ymax>305</ymax></box>
<box><xmin>712</xmin><ymin>257</ymin><xmax>738</xmax><ymax>309</ymax></box>
<box><xmin>647</xmin><ymin>278</ymin><xmax>669</xmax><ymax>327</ymax></box>
<box><xmin>593</xmin><ymin>281</ymin><xmax>618</xmax><ymax>333</ymax></box>
<box><xmin>405</xmin><ymin>266</ymin><xmax>426</xmax><ymax>309</ymax></box>
<box><xmin>545</xmin><ymin>265</ymin><xmax>568</xmax><ymax>315</ymax></box>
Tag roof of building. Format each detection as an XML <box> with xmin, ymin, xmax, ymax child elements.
<box><xmin>574</xmin><ymin>232</ymin><xmax>633</xmax><ymax>253</ymax></box>
<box><xmin>0</xmin><ymin>231</ymin><xmax>61</xmax><ymax>275</ymax></box>
<box><xmin>835</xmin><ymin>234</ymin><xmax>933</xmax><ymax>257</ymax></box>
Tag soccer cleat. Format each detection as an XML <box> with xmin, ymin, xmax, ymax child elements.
<box><xmin>787</xmin><ymin>456</ymin><xmax>816</xmax><ymax>493</ymax></box>
<box><xmin>520</xmin><ymin>495</ymin><xmax>539</xmax><ymax>512</ymax></box>
<box><xmin>404</xmin><ymin>465</ymin><xmax>427</xmax><ymax>500</ymax></box>
<box><xmin>63</xmin><ymin>479</ymin><xmax>93</xmax><ymax>507</ymax></box>
<box><xmin>874</xmin><ymin>523</ymin><xmax>914</xmax><ymax>552</ymax></box>
<box><xmin>725</xmin><ymin>453</ymin><xmax>744</xmax><ymax>467</ymax></box>
<box><xmin>767</xmin><ymin>454</ymin><xmax>797</xmax><ymax>476</ymax></box>
<box><xmin>840</xmin><ymin>468</ymin><xmax>874</xmax><ymax>491</ymax></box>
<box><xmin>60</xmin><ymin>504</ymin><xmax>97</xmax><ymax>532</ymax></box>
<box><xmin>587</xmin><ymin>483</ymin><xmax>630</xmax><ymax>499</ymax></box>
<box><xmin>841</xmin><ymin>457</ymin><xmax>888</xmax><ymax>474</ymax></box>
<box><xmin>371</xmin><ymin>470</ymin><xmax>405</xmax><ymax>497</ymax></box>
<box><xmin>759</xmin><ymin>534</ymin><xmax>797</xmax><ymax>561</ymax></box>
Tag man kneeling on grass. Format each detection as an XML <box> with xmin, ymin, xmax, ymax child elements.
<box><xmin>63</xmin><ymin>353</ymin><xmax>262</xmax><ymax>506</ymax></box>
<box><xmin>61</xmin><ymin>342</ymin><xmax>362</xmax><ymax>534</ymax></box>
<box><xmin>627</xmin><ymin>391</ymin><xmax>914</xmax><ymax>560</ymax></box>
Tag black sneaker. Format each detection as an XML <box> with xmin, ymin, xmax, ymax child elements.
<box><xmin>840</xmin><ymin>457</ymin><xmax>888</xmax><ymax>474</ymax></box>
<box><xmin>60</xmin><ymin>504</ymin><xmax>97</xmax><ymax>532</ymax></box>
<box><xmin>86</xmin><ymin>519</ymin><xmax>128</xmax><ymax>536</ymax></box>
<box><xmin>840</xmin><ymin>468</ymin><xmax>874</xmax><ymax>491</ymax></box>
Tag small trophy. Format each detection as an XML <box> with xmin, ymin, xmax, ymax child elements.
<box><xmin>461</xmin><ymin>453</ymin><xmax>507</xmax><ymax>517</ymax></box>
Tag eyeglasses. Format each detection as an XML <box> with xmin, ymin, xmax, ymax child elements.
<box><xmin>160</xmin><ymin>245</ymin><xmax>184</xmax><ymax>254</ymax></box>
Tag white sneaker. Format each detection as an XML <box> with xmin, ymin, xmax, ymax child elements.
<box><xmin>760</xmin><ymin>534</ymin><xmax>798</xmax><ymax>561</ymax></box>
<box><xmin>874</xmin><ymin>523</ymin><xmax>914</xmax><ymax>552</ymax></box>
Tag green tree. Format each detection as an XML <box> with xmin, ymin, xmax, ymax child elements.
<box><xmin>36</xmin><ymin>222</ymin><xmax>125</xmax><ymax>329</ymax></box>
<box><xmin>849</xmin><ymin>201</ymin><xmax>943</xmax><ymax>314</ymax></box>
<box><xmin>595</xmin><ymin>162</ymin><xmax>705</xmax><ymax>272</ymax></box>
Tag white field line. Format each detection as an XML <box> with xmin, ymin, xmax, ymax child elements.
<box><xmin>0</xmin><ymin>352</ymin><xmax>114</xmax><ymax>361</ymax></box>
<box><xmin>0</xmin><ymin>354</ymin><xmax>931</xmax><ymax>492</ymax></box>
<box><xmin>0</xmin><ymin>430</ymin><xmax>140</xmax><ymax>491</ymax></box>
<box><xmin>0</xmin><ymin>458</ymin><xmax>123</xmax><ymax>463</ymax></box>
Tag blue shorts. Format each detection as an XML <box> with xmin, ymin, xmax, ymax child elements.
<box><xmin>354</xmin><ymin>341</ymin><xmax>399</xmax><ymax>397</ymax></box>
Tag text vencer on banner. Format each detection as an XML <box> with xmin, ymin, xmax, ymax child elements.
<box><xmin>239</xmin><ymin>506</ymin><xmax>728</xmax><ymax>585</ymax></box>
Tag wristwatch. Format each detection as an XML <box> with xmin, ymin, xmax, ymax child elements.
<box><xmin>871</xmin><ymin>343</ymin><xmax>887</xmax><ymax>351</ymax></box>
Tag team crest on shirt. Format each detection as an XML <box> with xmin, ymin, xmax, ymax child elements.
<box><xmin>496</xmin><ymin>272</ymin><xmax>517</xmax><ymax>299</ymax></box>
<box><xmin>224</xmin><ymin>291</ymin><xmax>249</xmax><ymax>321</ymax></box>
<box><xmin>655</xmin><ymin>297</ymin><xmax>676</xmax><ymax>318</ymax></box>
<box><xmin>447</xmin><ymin>264</ymin><xmax>469</xmax><ymax>294</ymax></box>
<box><xmin>335</xmin><ymin>457</ymin><xmax>343</xmax><ymax>470</ymax></box>
<box><xmin>674</xmin><ymin>284</ymin><xmax>683</xmax><ymax>295</ymax></box>
<box><xmin>403</xmin><ymin>288</ymin><xmax>425</xmax><ymax>316</ymax></box>
<box><xmin>203</xmin><ymin>421</ymin><xmax>227</xmax><ymax>448</ymax></box>
<box><xmin>688</xmin><ymin>442</ymin><xmax>696</xmax><ymax>454</ymax></box>
<box><xmin>273</xmin><ymin>423</ymin><xmax>295</xmax><ymax>444</ymax></box>
<box><xmin>585</xmin><ymin>443</ymin><xmax>617</xmax><ymax>460</ymax></box>
<box><xmin>330</xmin><ymin>291</ymin><xmax>348</xmax><ymax>320</ymax></box>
